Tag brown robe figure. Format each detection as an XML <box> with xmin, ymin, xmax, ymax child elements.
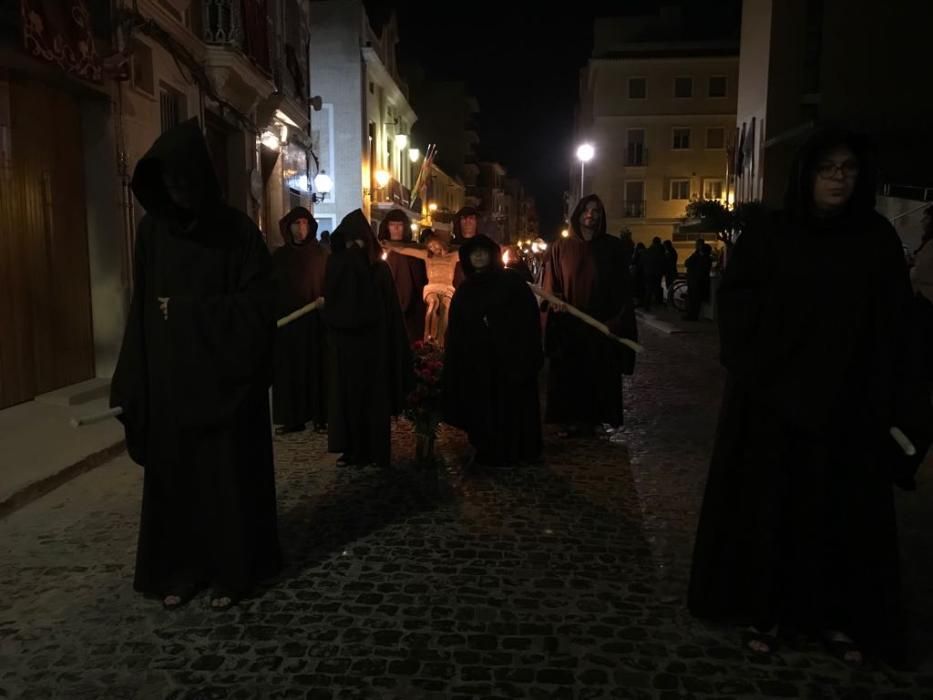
<box><xmin>272</xmin><ymin>207</ymin><xmax>329</xmax><ymax>434</ymax></box>
<box><xmin>542</xmin><ymin>194</ymin><xmax>637</xmax><ymax>436</ymax></box>
<box><xmin>377</xmin><ymin>209</ymin><xmax>427</xmax><ymax>344</ymax></box>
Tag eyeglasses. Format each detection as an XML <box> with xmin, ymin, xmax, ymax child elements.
<box><xmin>815</xmin><ymin>160</ymin><xmax>859</xmax><ymax>180</ymax></box>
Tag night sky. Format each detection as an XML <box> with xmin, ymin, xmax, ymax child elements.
<box><xmin>365</xmin><ymin>1</ymin><xmax>741</xmax><ymax>237</ymax></box>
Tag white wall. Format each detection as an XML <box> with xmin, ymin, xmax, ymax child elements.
<box><xmin>310</xmin><ymin>0</ymin><xmax>366</xmax><ymax>225</ymax></box>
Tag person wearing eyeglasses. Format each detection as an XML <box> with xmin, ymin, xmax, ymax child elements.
<box><xmin>688</xmin><ymin>127</ymin><xmax>933</xmax><ymax>667</ymax></box>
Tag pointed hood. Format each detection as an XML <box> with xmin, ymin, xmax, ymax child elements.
<box><xmin>458</xmin><ymin>234</ymin><xmax>502</xmax><ymax>276</ymax></box>
<box><xmin>333</xmin><ymin>209</ymin><xmax>381</xmax><ymax>264</ymax></box>
<box><xmin>131</xmin><ymin>118</ymin><xmax>222</xmax><ymax>221</ymax></box>
<box><xmin>569</xmin><ymin>195</ymin><xmax>607</xmax><ymax>240</ymax></box>
<box><xmin>377</xmin><ymin>208</ymin><xmax>413</xmax><ymax>242</ymax></box>
<box><xmin>279</xmin><ymin>206</ymin><xmax>317</xmax><ymax>246</ymax></box>
<box><xmin>784</xmin><ymin>126</ymin><xmax>878</xmax><ymax>221</ymax></box>
<box><xmin>452</xmin><ymin>206</ymin><xmax>480</xmax><ymax>244</ymax></box>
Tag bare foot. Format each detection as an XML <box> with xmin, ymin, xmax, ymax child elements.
<box><xmin>824</xmin><ymin>630</ymin><xmax>864</xmax><ymax>665</ymax></box>
<box><xmin>744</xmin><ymin>624</ymin><xmax>779</xmax><ymax>654</ymax></box>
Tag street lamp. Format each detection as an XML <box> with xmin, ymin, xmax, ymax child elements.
<box><xmin>409</xmin><ymin>148</ymin><xmax>421</xmax><ymax>163</ymax></box>
<box><xmin>311</xmin><ymin>170</ymin><xmax>332</xmax><ymax>203</ymax></box>
<box><xmin>576</xmin><ymin>143</ymin><xmax>594</xmax><ymax>196</ymax></box>
<box><xmin>396</xmin><ymin>134</ymin><xmax>409</xmax><ymax>149</ymax></box>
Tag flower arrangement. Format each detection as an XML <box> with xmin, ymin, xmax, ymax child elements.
<box><xmin>404</xmin><ymin>340</ymin><xmax>444</xmax><ymax>465</ymax></box>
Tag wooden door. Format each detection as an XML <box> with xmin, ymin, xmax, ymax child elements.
<box><xmin>0</xmin><ymin>79</ymin><xmax>95</xmax><ymax>408</ymax></box>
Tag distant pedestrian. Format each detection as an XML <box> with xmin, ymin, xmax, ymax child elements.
<box><xmin>682</xmin><ymin>239</ymin><xmax>710</xmax><ymax>321</ymax></box>
<box><xmin>662</xmin><ymin>240</ymin><xmax>679</xmax><ymax>296</ymax></box>
<box><xmin>642</xmin><ymin>237</ymin><xmax>666</xmax><ymax>309</ymax></box>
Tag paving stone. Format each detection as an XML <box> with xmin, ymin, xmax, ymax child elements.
<box><xmin>0</xmin><ymin>326</ymin><xmax>929</xmax><ymax>699</ymax></box>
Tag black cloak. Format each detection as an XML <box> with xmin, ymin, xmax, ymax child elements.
<box><xmin>443</xmin><ymin>235</ymin><xmax>544</xmax><ymax>466</ymax></box>
<box><xmin>110</xmin><ymin>118</ymin><xmax>281</xmax><ymax>597</ymax></box>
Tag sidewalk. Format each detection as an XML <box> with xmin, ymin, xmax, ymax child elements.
<box><xmin>0</xmin><ymin>380</ymin><xmax>124</xmax><ymax>519</ymax></box>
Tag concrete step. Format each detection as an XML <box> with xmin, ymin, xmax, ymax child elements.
<box><xmin>0</xmin><ymin>396</ymin><xmax>124</xmax><ymax>519</ymax></box>
<box><xmin>35</xmin><ymin>378</ymin><xmax>111</xmax><ymax>407</ymax></box>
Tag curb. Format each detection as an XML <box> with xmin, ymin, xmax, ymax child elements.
<box><xmin>0</xmin><ymin>441</ymin><xmax>126</xmax><ymax>520</ymax></box>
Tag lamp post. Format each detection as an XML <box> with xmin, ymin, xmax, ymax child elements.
<box><xmin>311</xmin><ymin>171</ymin><xmax>332</xmax><ymax>204</ymax></box>
<box><xmin>576</xmin><ymin>143</ymin><xmax>594</xmax><ymax>198</ymax></box>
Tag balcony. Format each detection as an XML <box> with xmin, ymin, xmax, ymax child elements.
<box><xmin>623</xmin><ymin>200</ymin><xmax>646</xmax><ymax>218</ymax></box>
<box><xmin>202</xmin><ymin>0</ymin><xmax>271</xmax><ymax>72</ymax></box>
<box><xmin>201</xmin><ymin>0</ymin><xmax>277</xmax><ymax>116</ymax></box>
<box><xmin>624</xmin><ymin>144</ymin><xmax>647</xmax><ymax>167</ymax></box>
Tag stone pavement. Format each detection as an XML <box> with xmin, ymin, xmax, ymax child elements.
<box><xmin>2</xmin><ymin>327</ymin><xmax>932</xmax><ymax>699</ymax></box>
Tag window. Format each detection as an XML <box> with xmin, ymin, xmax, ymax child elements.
<box><xmin>628</xmin><ymin>77</ymin><xmax>646</xmax><ymax>99</ymax></box>
<box><xmin>670</xmin><ymin>179</ymin><xmax>691</xmax><ymax>200</ymax></box>
<box><xmin>674</xmin><ymin>77</ymin><xmax>693</xmax><ymax>98</ymax></box>
<box><xmin>703</xmin><ymin>179</ymin><xmax>725</xmax><ymax>201</ymax></box>
<box><xmin>159</xmin><ymin>84</ymin><xmax>185</xmax><ymax>134</ymax></box>
<box><xmin>672</xmin><ymin>128</ymin><xmax>691</xmax><ymax>150</ymax></box>
<box><xmin>626</xmin><ymin>129</ymin><xmax>646</xmax><ymax>166</ymax></box>
<box><xmin>709</xmin><ymin>76</ymin><xmax>727</xmax><ymax>98</ymax></box>
<box><xmin>706</xmin><ymin>127</ymin><xmax>725</xmax><ymax>150</ymax></box>
<box><xmin>623</xmin><ymin>181</ymin><xmax>645</xmax><ymax>217</ymax></box>
<box><xmin>130</xmin><ymin>39</ymin><xmax>154</xmax><ymax>97</ymax></box>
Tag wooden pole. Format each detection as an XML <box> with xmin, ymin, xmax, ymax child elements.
<box><xmin>74</xmin><ymin>298</ymin><xmax>327</xmax><ymax>427</ymax></box>
<box><xmin>529</xmin><ymin>284</ymin><xmax>645</xmax><ymax>354</ymax></box>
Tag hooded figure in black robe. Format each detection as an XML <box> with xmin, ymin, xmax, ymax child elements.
<box><xmin>443</xmin><ymin>235</ymin><xmax>544</xmax><ymax>467</ymax></box>
<box><xmin>542</xmin><ymin>195</ymin><xmax>638</xmax><ymax>436</ymax></box>
<box><xmin>110</xmin><ymin>118</ymin><xmax>281</xmax><ymax>607</ymax></box>
<box><xmin>688</xmin><ymin>128</ymin><xmax>933</xmax><ymax>664</ymax></box>
<box><xmin>378</xmin><ymin>208</ymin><xmax>428</xmax><ymax>343</ymax></box>
<box><xmin>451</xmin><ymin>206</ymin><xmax>480</xmax><ymax>288</ymax></box>
<box><xmin>272</xmin><ymin>207</ymin><xmax>329</xmax><ymax>434</ymax></box>
<box><xmin>323</xmin><ymin>210</ymin><xmax>414</xmax><ymax>468</ymax></box>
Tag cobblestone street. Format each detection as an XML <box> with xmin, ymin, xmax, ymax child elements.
<box><xmin>2</xmin><ymin>326</ymin><xmax>932</xmax><ymax>699</ymax></box>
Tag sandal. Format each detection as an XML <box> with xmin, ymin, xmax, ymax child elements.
<box><xmin>823</xmin><ymin>630</ymin><xmax>864</xmax><ymax>666</ymax></box>
<box><xmin>209</xmin><ymin>590</ymin><xmax>239</xmax><ymax>611</ymax></box>
<box><xmin>336</xmin><ymin>454</ymin><xmax>352</xmax><ymax>467</ymax></box>
<box><xmin>742</xmin><ymin>625</ymin><xmax>780</xmax><ymax>656</ymax></box>
<box><xmin>162</xmin><ymin>583</ymin><xmax>200</xmax><ymax>611</ymax></box>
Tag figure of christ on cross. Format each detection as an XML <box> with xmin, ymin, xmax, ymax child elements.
<box><xmin>381</xmin><ymin>233</ymin><xmax>458</xmax><ymax>345</ymax></box>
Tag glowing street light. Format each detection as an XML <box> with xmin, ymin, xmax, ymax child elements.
<box><xmin>312</xmin><ymin>171</ymin><xmax>333</xmax><ymax>202</ymax></box>
<box><xmin>561</xmin><ymin>228</ymin><xmax>570</xmax><ymax>238</ymax></box>
<box><xmin>409</xmin><ymin>148</ymin><xmax>421</xmax><ymax>163</ymax></box>
<box><xmin>375</xmin><ymin>169</ymin><xmax>390</xmax><ymax>188</ymax></box>
<box><xmin>396</xmin><ymin>134</ymin><xmax>409</xmax><ymax>149</ymax></box>
<box><xmin>576</xmin><ymin>142</ymin><xmax>595</xmax><ymax>196</ymax></box>
<box><xmin>428</xmin><ymin>202</ymin><xmax>438</xmax><ymax>213</ymax></box>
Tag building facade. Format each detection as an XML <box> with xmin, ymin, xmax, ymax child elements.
<box><xmin>0</xmin><ymin>0</ymin><xmax>311</xmax><ymax>409</ymax></box>
<box><xmin>736</xmin><ymin>0</ymin><xmax>933</xmax><ymax>249</ymax></box>
<box><xmin>575</xmin><ymin>13</ymin><xmax>738</xmax><ymax>244</ymax></box>
<box><xmin>309</xmin><ymin>0</ymin><xmax>417</xmax><ymax>233</ymax></box>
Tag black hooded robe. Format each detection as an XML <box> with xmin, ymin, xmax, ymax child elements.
<box><xmin>443</xmin><ymin>236</ymin><xmax>544</xmax><ymax>466</ymax></box>
<box><xmin>323</xmin><ymin>210</ymin><xmax>414</xmax><ymax>467</ymax></box>
<box><xmin>272</xmin><ymin>207</ymin><xmax>329</xmax><ymax>429</ymax></box>
<box><xmin>688</xmin><ymin>128</ymin><xmax>933</xmax><ymax>662</ymax></box>
<box><xmin>542</xmin><ymin>195</ymin><xmax>638</xmax><ymax>430</ymax></box>
<box><xmin>110</xmin><ymin>118</ymin><xmax>281</xmax><ymax>597</ymax></box>
<box><xmin>378</xmin><ymin>210</ymin><xmax>428</xmax><ymax>344</ymax></box>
